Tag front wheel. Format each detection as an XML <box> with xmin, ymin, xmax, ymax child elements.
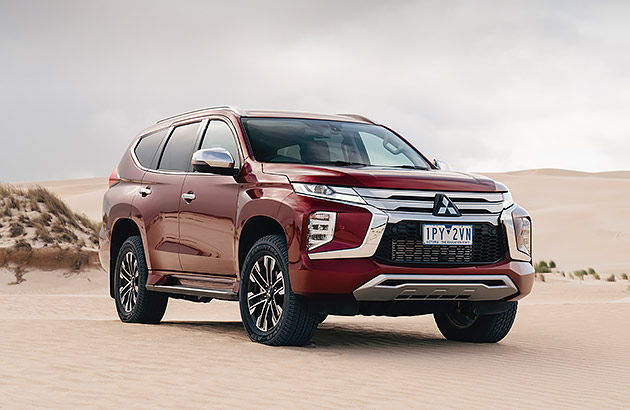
<box><xmin>239</xmin><ymin>234</ymin><xmax>319</xmax><ymax>346</ymax></box>
<box><xmin>434</xmin><ymin>301</ymin><xmax>518</xmax><ymax>343</ymax></box>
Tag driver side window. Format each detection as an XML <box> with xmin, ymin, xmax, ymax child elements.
<box><xmin>200</xmin><ymin>120</ymin><xmax>240</xmax><ymax>167</ymax></box>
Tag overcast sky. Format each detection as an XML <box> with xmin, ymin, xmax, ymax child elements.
<box><xmin>1</xmin><ymin>0</ymin><xmax>629</xmax><ymax>182</ymax></box>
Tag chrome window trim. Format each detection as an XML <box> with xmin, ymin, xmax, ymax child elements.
<box><xmin>500</xmin><ymin>204</ymin><xmax>531</xmax><ymax>262</ymax></box>
<box><xmin>130</xmin><ymin>115</ymin><xmax>244</xmax><ymax>176</ymax></box>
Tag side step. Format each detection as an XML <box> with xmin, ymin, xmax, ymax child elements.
<box><xmin>146</xmin><ymin>285</ymin><xmax>238</xmax><ymax>301</ymax></box>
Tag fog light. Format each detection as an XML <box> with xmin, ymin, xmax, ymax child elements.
<box><xmin>307</xmin><ymin>211</ymin><xmax>336</xmax><ymax>251</ymax></box>
<box><xmin>514</xmin><ymin>216</ymin><xmax>532</xmax><ymax>256</ymax></box>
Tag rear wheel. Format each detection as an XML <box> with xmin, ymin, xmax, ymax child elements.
<box><xmin>114</xmin><ymin>236</ymin><xmax>168</xmax><ymax>324</ymax></box>
<box><xmin>239</xmin><ymin>234</ymin><xmax>319</xmax><ymax>346</ymax></box>
<box><xmin>434</xmin><ymin>301</ymin><xmax>518</xmax><ymax>343</ymax></box>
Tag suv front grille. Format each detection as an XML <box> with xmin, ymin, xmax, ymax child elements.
<box><xmin>375</xmin><ymin>221</ymin><xmax>508</xmax><ymax>265</ymax></box>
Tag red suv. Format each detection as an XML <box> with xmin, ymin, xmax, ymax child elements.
<box><xmin>100</xmin><ymin>106</ymin><xmax>533</xmax><ymax>346</ymax></box>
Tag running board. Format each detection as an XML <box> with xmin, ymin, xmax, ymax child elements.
<box><xmin>146</xmin><ymin>285</ymin><xmax>239</xmax><ymax>301</ymax></box>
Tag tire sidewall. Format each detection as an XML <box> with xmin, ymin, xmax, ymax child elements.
<box><xmin>114</xmin><ymin>238</ymin><xmax>146</xmax><ymax>322</ymax></box>
<box><xmin>239</xmin><ymin>238</ymin><xmax>290</xmax><ymax>343</ymax></box>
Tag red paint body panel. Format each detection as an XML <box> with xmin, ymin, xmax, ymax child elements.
<box><xmin>139</xmin><ymin>171</ymin><xmax>184</xmax><ymax>272</ymax></box>
<box><xmin>179</xmin><ymin>173</ymin><xmax>239</xmax><ymax>276</ymax></box>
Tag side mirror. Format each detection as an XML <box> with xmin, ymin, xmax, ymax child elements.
<box><xmin>433</xmin><ymin>159</ymin><xmax>452</xmax><ymax>171</ymax></box>
<box><xmin>192</xmin><ymin>148</ymin><xmax>238</xmax><ymax>175</ymax></box>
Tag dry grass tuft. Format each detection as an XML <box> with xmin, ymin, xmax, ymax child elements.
<box><xmin>0</xmin><ymin>184</ymin><xmax>101</xmax><ymax>279</ymax></box>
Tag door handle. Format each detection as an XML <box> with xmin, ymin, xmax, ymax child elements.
<box><xmin>181</xmin><ymin>192</ymin><xmax>196</xmax><ymax>202</ymax></box>
<box><xmin>139</xmin><ymin>186</ymin><xmax>152</xmax><ymax>197</ymax></box>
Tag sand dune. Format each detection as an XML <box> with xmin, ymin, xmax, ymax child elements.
<box><xmin>483</xmin><ymin>169</ymin><xmax>630</xmax><ymax>275</ymax></box>
<box><xmin>1</xmin><ymin>170</ymin><xmax>629</xmax><ymax>409</ymax></box>
<box><xmin>19</xmin><ymin>177</ymin><xmax>108</xmax><ymax>222</ymax></box>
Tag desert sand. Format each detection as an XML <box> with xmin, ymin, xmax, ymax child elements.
<box><xmin>1</xmin><ymin>169</ymin><xmax>629</xmax><ymax>409</ymax></box>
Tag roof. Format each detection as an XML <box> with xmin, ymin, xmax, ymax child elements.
<box><xmin>154</xmin><ymin>106</ymin><xmax>376</xmax><ymax>126</ymax></box>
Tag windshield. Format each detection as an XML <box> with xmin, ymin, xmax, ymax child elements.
<box><xmin>241</xmin><ymin>118</ymin><xmax>430</xmax><ymax>169</ymax></box>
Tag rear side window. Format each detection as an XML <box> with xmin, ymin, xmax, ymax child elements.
<box><xmin>158</xmin><ymin>122</ymin><xmax>201</xmax><ymax>172</ymax></box>
<box><xmin>134</xmin><ymin>129</ymin><xmax>167</xmax><ymax>168</ymax></box>
<box><xmin>199</xmin><ymin>120</ymin><xmax>240</xmax><ymax>167</ymax></box>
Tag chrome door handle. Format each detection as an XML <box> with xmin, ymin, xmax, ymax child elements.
<box><xmin>139</xmin><ymin>186</ymin><xmax>152</xmax><ymax>197</ymax></box>
<box><xmin>181</xmin><ymin>192</ymin><xmax>196</xmax><ymax>202</ymax></box>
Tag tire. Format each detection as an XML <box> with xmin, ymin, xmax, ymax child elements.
<box><xmin>239</xmin><ymin>234</ymin><xmax>319</xmax><ymax>346</ymax></box>
<box><xmin>114</xmin><ymin>235</ymin><xmax>168</xmax><ymax>324</ymax></box>
<box><xmin>434</xmin><ymin>301</ymin><xmax>518</xmax><ymax>343</ymax></box>
<box><xmin>315</xmin><ymin>313</ymin><xmax>328</xmax><ymax>324</ymax></box>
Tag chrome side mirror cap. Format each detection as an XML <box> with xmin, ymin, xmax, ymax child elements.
<box><xmin>192</xmin><ymin>148</ymin><xmax>238</xmax><ymax>175</ymax></box>
<box><xmin>433</xmin><ymin>159</ymin><xmax>452</xmax><ymax>171</ymax></box>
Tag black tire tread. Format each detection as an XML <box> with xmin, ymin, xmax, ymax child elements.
<box><xmin>240</xmin><ymin>234</ymin><xmax>318</xmax><ymax>346</ymax></box>
<box><xmin>434</xmin><ymin>301</ymin><xmax>518</xmax><ymax>343</ymax></box>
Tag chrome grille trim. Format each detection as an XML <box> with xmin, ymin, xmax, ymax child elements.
<box><xmin>354</xmin><ymin>188</ymin><xmax>504</xmax><ymax>215</ymax></box>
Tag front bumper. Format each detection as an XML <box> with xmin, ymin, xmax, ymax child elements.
<box><xmin>290</xmin><ymin>258</ymin><xmax>534</xmax><ymax>302</ymax></box>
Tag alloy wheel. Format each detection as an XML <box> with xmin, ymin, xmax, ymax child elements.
<box><xmin>119</xmin><ymin>251</ymin><xmax>140</xmax><ymax>313</ymax></box>
<box><xmin>247</xmin><ymin>254</ymin><xmax>285</xmax><ymax>332</ymax></box>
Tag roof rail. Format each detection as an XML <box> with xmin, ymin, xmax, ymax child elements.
<box><xmin>156</xmin><ymin>106</ymin><xmax>245</xmax><ymax>124</ymax></box>
<box><xmin>335</xmin><ymin>113</ymin><xmax>377</xmax><ymax>124</ymax></box>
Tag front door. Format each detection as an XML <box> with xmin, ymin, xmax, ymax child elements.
<box><xmin>178</xmin><ymin>119</ymin><xmax>241</xmax><ymax>276</ymax></box>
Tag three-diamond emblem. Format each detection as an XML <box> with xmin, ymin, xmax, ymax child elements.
<box><xmin>432</xmin><ymin>194</ymin><xmax>460</xmax><ymax>217</ymax></box>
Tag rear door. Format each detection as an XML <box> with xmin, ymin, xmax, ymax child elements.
<box><xmin>178</xmin><ymin>118</ymin><xmax>241</xmax><ymax>276</ymax></box>
<box><xmin>139</xmin><ymin>121</ymin><xmax>203</xmax><ymax>274</ymax></box>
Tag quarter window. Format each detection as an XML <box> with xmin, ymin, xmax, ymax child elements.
<box><xmin>158</xmin><ymin>122</ymin><xmax>201</xmax><ymax>172</ymax></box>
<box><xmin>134</xmin><ymin>129</ymin><xmax>167</xmax><ymax>169</ymax></box>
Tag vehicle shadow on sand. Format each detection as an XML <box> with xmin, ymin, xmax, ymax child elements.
<box><xmin>159</xmin><ymin>320</ymin><xmax>522</xmax><ymax>352</ymax></box>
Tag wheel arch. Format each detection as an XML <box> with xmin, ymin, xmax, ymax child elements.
<box><xmin>238</xmin><ymin>215</ymin><xmax>287</xmax><ymax>275</ymax></box>
<box><xmin>109</xmin><ymin>218</ymin><xmax>142</xmax><ymax>298</ymax></box>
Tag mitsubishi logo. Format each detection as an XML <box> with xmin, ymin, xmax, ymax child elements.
<box><xmin>433</xmin><ymin>194</ymin><xmax>460</xmax><ymax>217</ymax></box>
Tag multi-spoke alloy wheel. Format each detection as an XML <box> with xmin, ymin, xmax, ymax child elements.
<box><xmin>239</xmin><ymin>234</ymin><xmax>319</xmax><ymax>346</ymax></box>
<box><xmin>247</xmin><ymin>255</ymin><xmax>285</xmax><ymax>332</ymax></box>
<box><xmin>119</xmin><ymin>251</ymin><xmax>140</xmax><ymax>313</ymax></box>
<box><xmin>114</xmin><ymin>236</ymin><xmax>168</xmax><ymax>324</ymax></box>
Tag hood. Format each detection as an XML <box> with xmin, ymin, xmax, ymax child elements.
<box><xmin>263</xmin><ymin>163</ymin><xmax>506</xmax><ymax>192</ymax></box>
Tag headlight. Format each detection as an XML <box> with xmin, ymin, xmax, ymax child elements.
<box><xmin>502</xmin><ymin>192</ymin><xmax>514</xmax><ymax>209</ymax></box>
<box><xmin>307</xmin><ymin>211</ymin><xmax>336</xmax><ymax>250</ymax></box>
<box><xmin>514</xmin><ymin>216</ymin><xmax>532</xmax><ymax>256</ymax></box>
<box><xmin>292</xmin><ymin>183</ymin><xmax>366</xmax><ymax>204</ymax></box>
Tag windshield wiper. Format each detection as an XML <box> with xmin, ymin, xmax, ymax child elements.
<box><xmin>314</xmin><ymin>160</ymin><xmax>370</xmax><ymax>167</ymax></box>
<box><xmin>393</xmin><ymin>165</ymin><xmax>428</xmax><ymax>170</ymax></box>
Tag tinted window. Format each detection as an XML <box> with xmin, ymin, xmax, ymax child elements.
<box><xmin>242</xmin><ymin>118</ymin><xmax>429</xmax><ymax>169</ymax></box>
<box><xmin>199</xmin><ymin>120</ymin><xmax>240</xmax><ymax>167</ymax></box>
<box><xmin>134</xmin><ymin>129</ymin><xmax>167</xmax><ymax>168</ymax></box>
<box><xmin>158</xmin><ymin>122</ymin><xmax>201</xmax><ymax>171</ymax></box>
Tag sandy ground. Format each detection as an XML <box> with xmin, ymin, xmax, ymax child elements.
<box><xmin>1</xmin><ymin>169</ymin><xmax>629</xmax><ymax>409</ymax></box>
<box><xmin>1</xmin><ymin>270</ymin><xmax>629</xmax><ymax>409</ymax></box>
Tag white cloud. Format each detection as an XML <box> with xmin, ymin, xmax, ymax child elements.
<box><xmin>0</xmin><ymin>0</ymin><xmax>629</xmax><ymax>181</ymax></box>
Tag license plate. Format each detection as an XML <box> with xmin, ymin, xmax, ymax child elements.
<box><xmin>423</xmin><ymin>224</ymin><xmax>473</xmax><ymax>245</ymax></box>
